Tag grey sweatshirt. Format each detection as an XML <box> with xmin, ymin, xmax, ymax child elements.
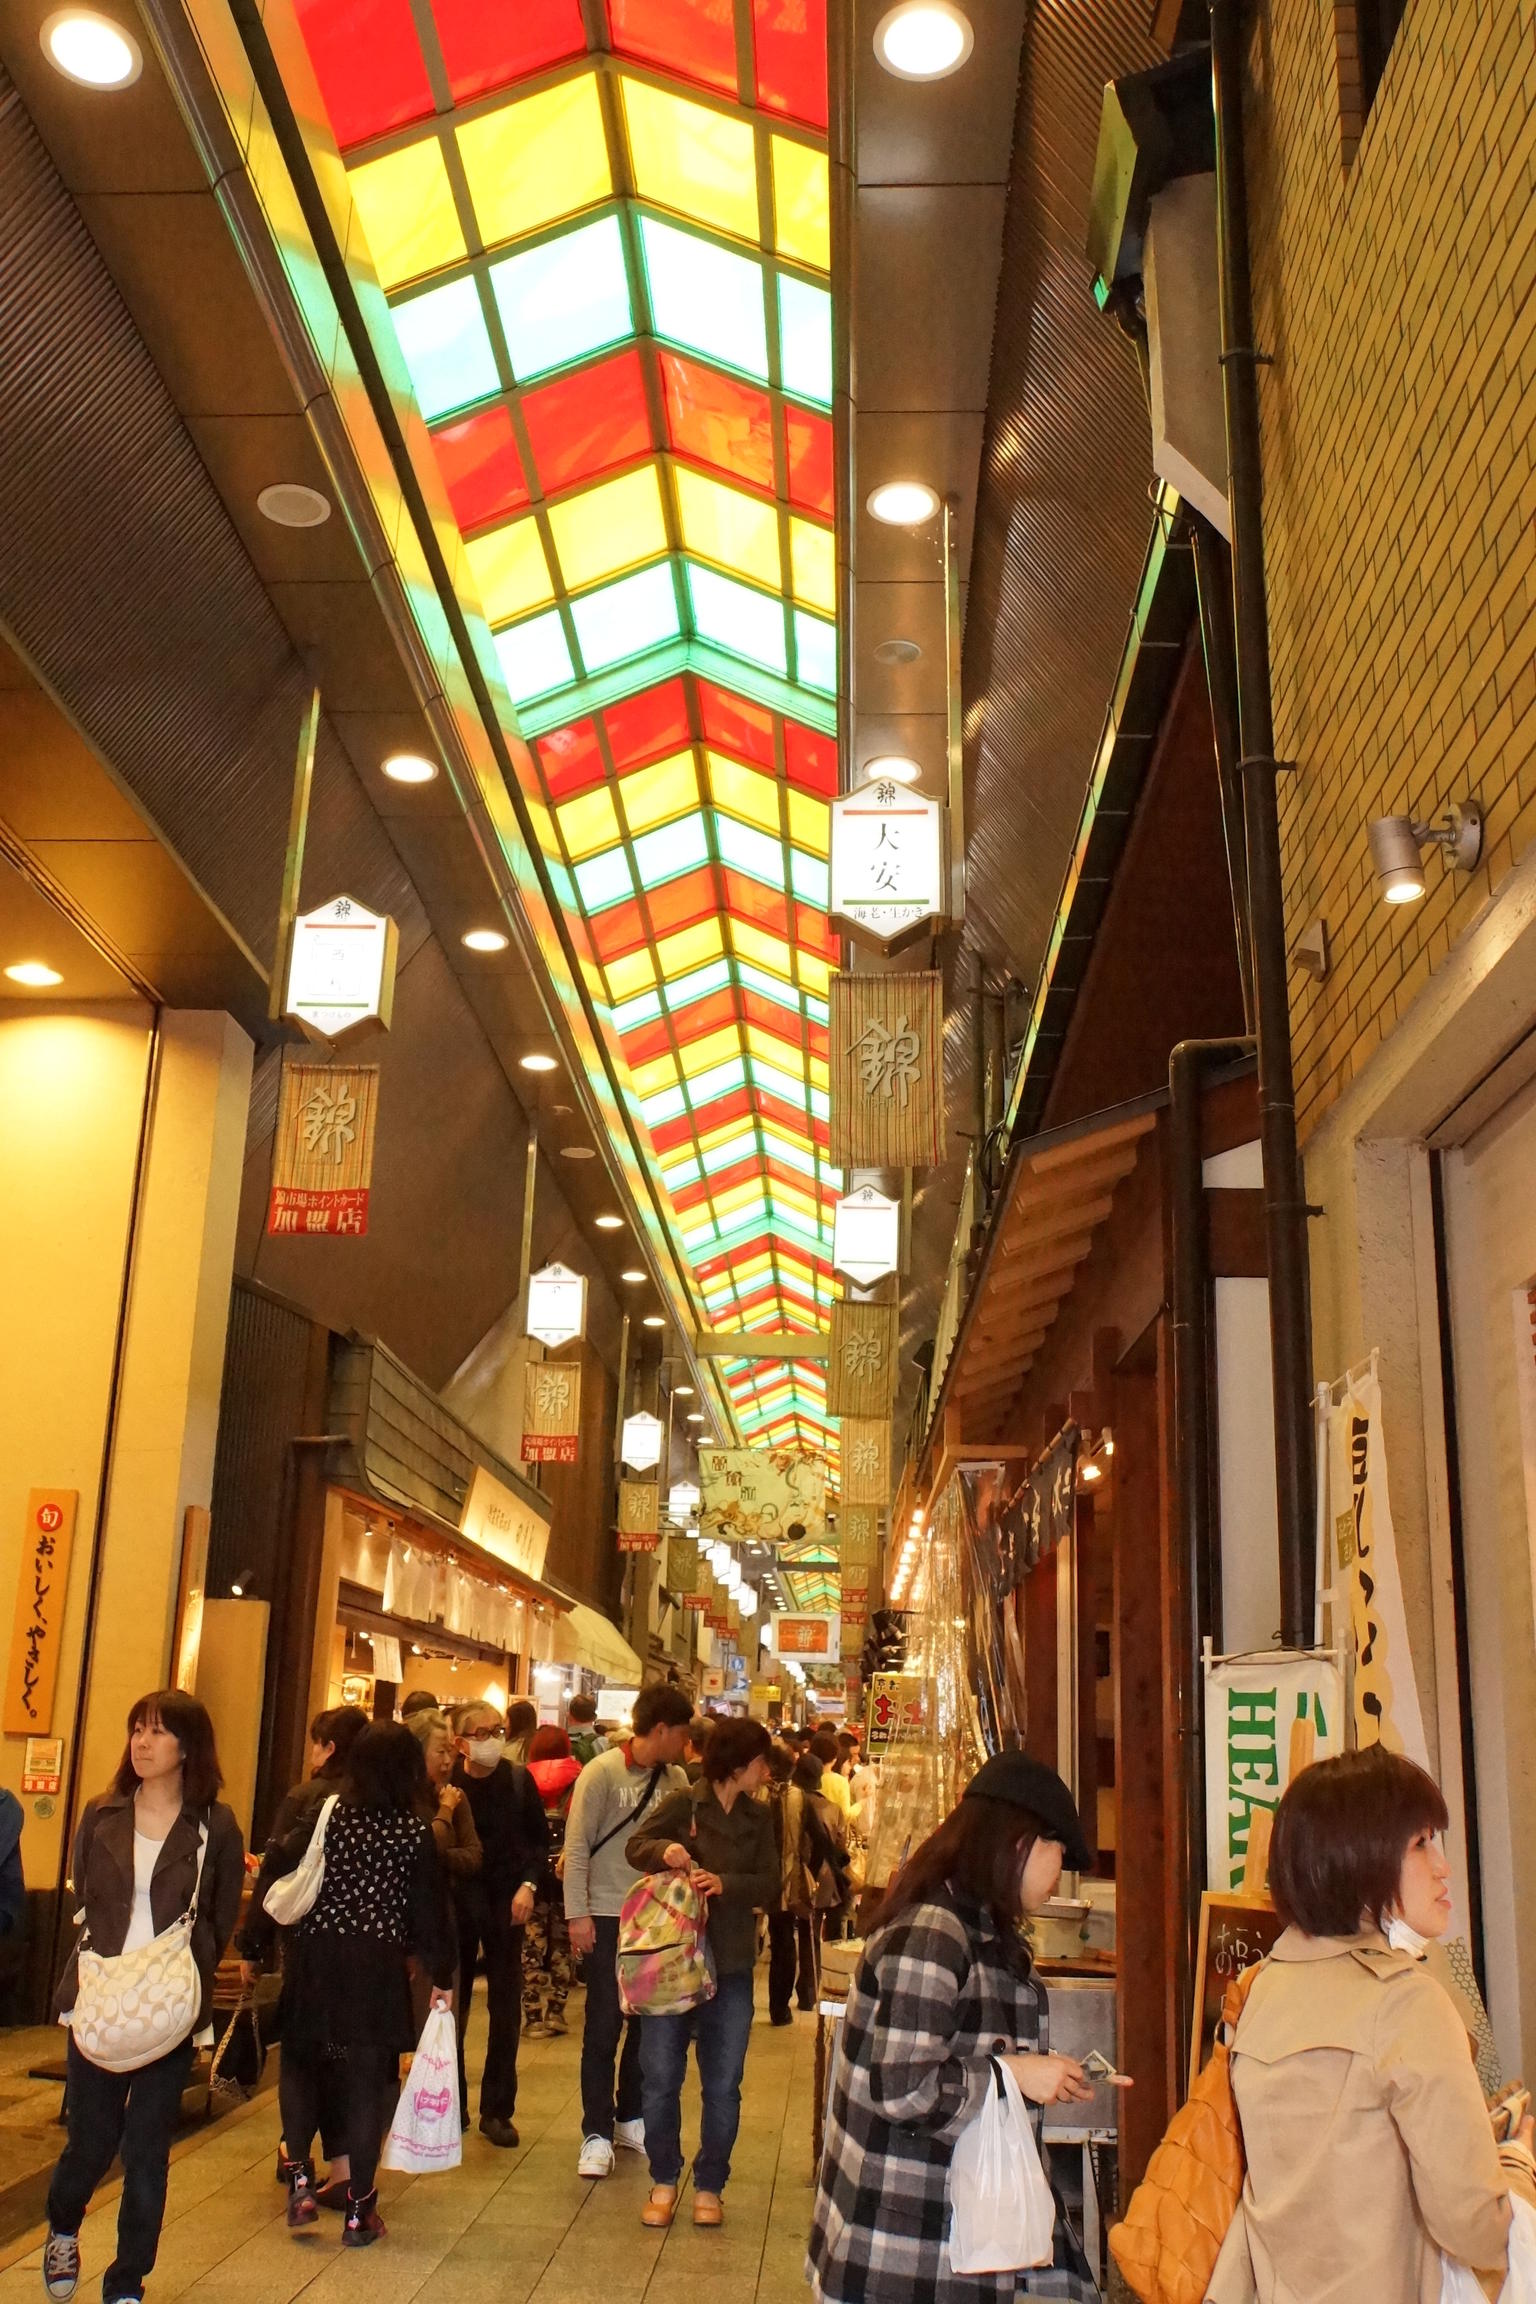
<box><xmin>561</xmin><ymin>1744</ymin><xmax>688</xmax><ymax>1920</ymax></box>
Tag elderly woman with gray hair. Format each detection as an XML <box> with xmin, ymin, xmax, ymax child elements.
<box><xmin>404</xmin><ymin>1708</ymin><xmax>481</xmax><ymax>2040</ymax></box>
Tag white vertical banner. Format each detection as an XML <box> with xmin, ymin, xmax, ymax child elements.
<box><xmin>1323</xmin><ymin>1352</ymin><xmax>1431</xmax><ymax>1768</ymax></box>
<box><xmin>1204</xmin><ymin>1651</ymin><xmax>1345</xmax><ymax>1893</ymax></box>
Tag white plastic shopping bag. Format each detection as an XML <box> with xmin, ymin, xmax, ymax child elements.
<box><xmin>947</xmin><ymin>2056</ymin><xmax>1056</xmax><ymax>2274</ymax></box>
<box><xmin>381</xmin><ymin>2006</ymin><xmax>462</xmax><ymax>2174</ymax></box>
<box><xmin>1443</xmin><ymin>2194</ymin><xmax>1536</xmax><ymax>2302</ymax></box>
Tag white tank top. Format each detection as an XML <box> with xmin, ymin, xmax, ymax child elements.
<box><xmin>122</xmin><ymin>1830</ymin><xmax>160</xmax><ymax>1952</ymax></box>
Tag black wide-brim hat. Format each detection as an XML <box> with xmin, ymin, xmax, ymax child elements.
<box><xmin>962</xmin><ymin>1751</ymin><xmax>1093</xmax><ymax>1872</ymax></box>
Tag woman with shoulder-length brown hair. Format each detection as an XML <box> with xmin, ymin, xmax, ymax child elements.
<box><xmin>44</xmin><ymin>1691</ymin><xmax>245</xmax><ymax>2304</ymax></box>
<box><xmin>807</xmin><ymin>1750</ymin><xmax>1104</xmax><ymax>2304</ymax></box>
<box><xmin>1211</xmin><ymin>1744</ymin><xmax>1536</xmax><ymax>2304</ymax></box>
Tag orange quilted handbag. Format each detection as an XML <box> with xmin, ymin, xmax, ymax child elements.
<box><xmin>1108</xmin><ymin>1961</ymin><xmax>1263</xmax><ymax>2304</ymax></box>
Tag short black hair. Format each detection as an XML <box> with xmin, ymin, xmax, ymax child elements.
<box><xmin>314</xmin><ymin>1706</ymin><xmax>369</xmax><ymax>1779</ymax></box>
<box><xmin>702</xmin><ymin>1718</ymin><xmax>772</xmax><ymax>1782</ymax></box>
<box><xmin>505</xmin><ymin>1699</ymin><xmax>538</xmax><ymax>1738</ymax></box>
<box><xmin>1269</xmin><ymin>1747</ymin><xmax>1449</xmax><ymax>1937</ymax></box>
<box><xmin>112</xmin><ymin>1690</ymin><xmax>222</xmax><ymax>1810</ymax></box>
<box><xmin>342</xmin><ymin>1720</ymin><xmax>430</xmax><ymax>1814</ymax></box>
<box><xmin>792</xmin><ymin>1749</ymin><xmax>825</xmax><ymax>1793</ymax></box>
<box><xmin>400</xmin><ymin>1690</ymin><xmax>439</xmax><ymax>1718</ymax></box>
<box><xmin>633</xmin><ymin>1682</ymin><xmax>693</xmax><ymax>1736</ymax></box>
<box><xmin>567</xmin><ymin>1694</ymin><xmax>597</xmax><ymax>1724</ymax></box>
<box><xmin>808</xmin><ymin>1730</ymin><xmax>839</xmax><ymax>1765</ymax></box>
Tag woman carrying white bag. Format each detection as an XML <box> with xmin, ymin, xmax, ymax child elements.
<box><xmin>44</xmin><ymin>1691</ymin><xmax>245</xmax><ymax>2304</ymax></box>
<box><xmin>808</xmin><ymin>1751</ymin><xmax>1112</xmax><ymax>2304</ymax></box>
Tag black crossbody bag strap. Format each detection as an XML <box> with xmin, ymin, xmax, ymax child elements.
<box><xmin>588</xmin><ymin>1765</ymin><xmax>665</xmax><ymax>1861</ymax></box>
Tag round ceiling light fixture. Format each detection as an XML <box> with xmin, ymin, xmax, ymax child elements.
<box><xmin>257</xmin><ymin>482</ymin><xmax>332</xmax><ymax>529</ymax></box>
<box><xmin>873</xmin><ymin>637</ymin><xmax>922</xmax><ymax>666</ymax></box>
<box><xmin>873</xmin><ymin>0</ymin><xmax>973</xmax><ymax>80</ymax></box>
<box><xmin>867</xmin><ymin>479</ymin><xmax>940</xmax><ymax>527</ymax></box>
<box><xmin>41</xmin><ymin>8</ymin><xmax>142</xmax><ymax>86</ymax></box>
<box><xmin>687</xmin><ymin>1412</ymin><xmax>706</xmax><ymax>1424</ymax></box>
<box><xmin>461</xmin><ymin>927</ymin><xmax>508</xmax><ymax>952</ymax></box>
<box><xmin>382</xmin><ymin>751</ymin><xmax>437</xmax><ymax>785</ymax></box>
<box><xmin>594</xmin><ymin>1213</ymin><xmax>625</xmax><ymax>1230</ymax></box>
<box><xmin>620</xmin><ymin>1268</ymin><xmax>646</xmax><ymax>1284</ymax></box>
<box><xmin>862</xmin><ymin>754</ymin><xmax>922</xmax><ymax>785</ymax></box>
<box><xmin>519</xmin><ymin>1052</ymin><xmax>558</xmax><ymax>1073</ymax></box>
<box><xmin>5</xmin><ymin>960</ymin><xmax>64</xmax><ymax>987</ymax></box>
<box><xmin>674</xmin><ymin>1383</ymin><xmax>695</xmax><ymax>1397</ymax></box>
<box><xmin>642</xmin><ymin>1314</ymin><xmax>666</xmax><ymax>1329</ymax></box>
<box><xmin>559</xmin><ymin>1144</ymin><xmax>596</xmax><ymax>1160</ymax></box>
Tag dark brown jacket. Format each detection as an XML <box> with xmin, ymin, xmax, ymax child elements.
<box><xmin>54</xmin><ymin>1792</ymin><xmax>245</xmax><ymax>2031</ymax></box>
<box><xmin>626</xmin><ymin>1780</ymin><xmax>778</xmax><ymax>1975</ymax></box>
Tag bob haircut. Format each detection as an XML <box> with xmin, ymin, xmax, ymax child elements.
<box><xmin>873</xmin><ymin>1795</ymin><xmax>1045</xmax><ymax>1945</ymax></box>
<box><xmin>791</xmin><ymin>1749</ymin><xmax>827</xmax><ymax>1794</ymax></box>
<box><xmin>529</xmin><ymin>1724</ymin><xmax>572</xmax><ymax>1763</ymax></box>
<box><xmin>701</xmin><ymin>1717</ymin><xmax>773</xmax><ymax>1783</ymax></box>
<box><xmin>342</xmin><ymin>1720</ymin><xmax>430</xmax><ymax>1814</ymax></box>
<box><xmin>313</xmin><ymin>1705</ymin><xmax>369</xmax><ymax>1778</ymax></box>
<box><xmin>111</xmin><ymin>1689</ymin><xmax>222</xmax><ymax>1810</ymax></box>
<box><xmin>1269</xmin><ymin>1746</ymin><xmax>1449</xmax><ymax>1937</ymax></box>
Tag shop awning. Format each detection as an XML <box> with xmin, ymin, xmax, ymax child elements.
<box><xmin>552</xmin><ymin>1604</ymin><xmax>644</xmax><ymax>1688</ymax></box>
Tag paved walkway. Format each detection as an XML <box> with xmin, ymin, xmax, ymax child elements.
<box><xmin>0</xmin><ymin>1990</ymin><xmax>820</xmax><ymax>2304</ymax></box>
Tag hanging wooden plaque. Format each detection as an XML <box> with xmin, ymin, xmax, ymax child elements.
<box><xmin>617</xmin><ymin>1479</ymin><xmax>660</xmax><ymax>1549</ymax></box>
<box><xmin>522</xmin><ymin>1360</ymin><xmax>582</xmax><ymax>1464</ymax></box>
<box><xmin>827</xmin><ymin>1299</ymin><xmax>899</xmax><ymax>1419</ymax></box>
<box><xmin>840</xmin><ymin>1417</ymin><xmax>892</xmax><ymax>1506</ymax></box>
<box><xmin>268</xmin><ymin>1061</ymin><xmax>380</xmax><ymax>1236</ymax></box>
<box><xmin>828</xmin><ymin>971</ymin><xmax>944</xmax><ymax>1168</ymax></box>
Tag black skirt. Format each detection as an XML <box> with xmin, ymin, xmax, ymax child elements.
<box><xmin>281</xmin><ymin>1929</ymin><xmax>418</xmax><ymax>2053</ymax></box>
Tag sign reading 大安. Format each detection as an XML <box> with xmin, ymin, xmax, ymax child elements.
<box><xmin>830</xmin><ymin>782</ymin><xmax>947</xmax><ymax>946</ymax></box>
<box><xmin>284</xmin><ymin>894</ymin><xmax>397</xmax><ymax>1042</ymax></box>
<box><xmin>4</xmin><ymin>1489</ymin><xmax>78</xmax><ymax>1736</ymax></box>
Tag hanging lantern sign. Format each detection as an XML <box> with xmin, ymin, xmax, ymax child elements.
<box><xmin>284</xmin><ymin>894</ymin><xmax>398</xmax><ymax>1042</ymax></box>
<box><xmin>829</xmin><ymin>781</ymin><xmax>947</xmax><ymax>947</ymax></box>
<box><xmin>667</xmin><ymin>1480</ymin><xmax>701</xmax><ymax>1523</ymax></box>
<box><xmin>833</xmin><ymin>1184</ymin><xmax>902</xmax><ymax>1287</ymax></box>
<box><xmin>621</xmin><ymin>1412</ymin><xmax>664</xmax><ymax>1471</ymax></box>
<box><xmin>526</xmin><ymin>1261</ymin><xmax>588</xmax><ymax>1348</ymax></box>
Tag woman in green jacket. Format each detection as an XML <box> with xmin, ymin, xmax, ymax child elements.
<box><xmin>625</xmin><ymin>1716</ymin><xmax>777</xmax><ymax>2231</ymax></box>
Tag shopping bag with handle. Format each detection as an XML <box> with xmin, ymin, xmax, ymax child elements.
<box><xmin>947</xmin><ymin>2056</ymin><xmax>1056</xmax><ymax>2274</ymax></box>
<box><xmin>1443</xmin><ymin>2191</ymin><xmax>1536</xmax><ymax>2302</ymax></box>
<box><xmin>381</xmin><ymin>2005</ymin><xmax>462</xmax><ymax>2173</ymax></box>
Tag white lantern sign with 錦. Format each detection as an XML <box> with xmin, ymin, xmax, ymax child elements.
<box><xmin>284</xmin><ymin>894</ymin><xmax>398</xmax><ymax>1041</ymax></box>
<box><xmin>833</xmin><ymin>1183</ymin><xmax>901</xmax><ymax>1287</ymax></box>
<box><xmin>526</xmin><ymin>1261</ymin><xmax>587</xmax><ymax>1348</ymax></box>
<box><xmin>621</xmin><ymin>1412</ymin><xmax>664</xmax><ymax>1471</ymax></box>
<box><xmin>830</xmin><ymin>782</ymin><xmax>946</xmax><ymax>946</ymax></box>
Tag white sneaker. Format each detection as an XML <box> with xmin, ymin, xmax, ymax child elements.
<box><xmin>614</xmin><ymin>2118</ymin><xmax>647</xmax><ymax>2154</ymax></box>
<box><xmin>578</xmin><ymin>2134</ymin><xmax>615</xmax><ymax>2179</ymax></box>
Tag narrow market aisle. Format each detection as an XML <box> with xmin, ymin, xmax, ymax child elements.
<box><xmin>0</xmin><ymin>1989</ymin><xmax>821</xmax><ymax>2304</ymax></box>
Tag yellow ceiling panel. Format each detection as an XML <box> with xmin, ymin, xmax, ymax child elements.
<box><xmin>657</xmin><ymin>918</ymin><xmax>725</xmax><ymax>976</ymax></box>
<box><xmin>707</xmin><ymin>750</ymin><xmax>781</xmax><ymax>835</ymax></box>
<box><xmin>789</xmin><ymin>516</ymin><xmax>836</xmax><ymax>615</ymax></box>
<box><xmin>798</xmin><ymin>950</ymin><xmax>832</xmax><ymax>994</ymax></box>
<box><xmin>746</xmin><ymin>1021</ymin><xmax>806</xmax><ymax>1070</ymax></box>
<box><xmin>556</xmin><ymin>783</ymin><xmax>622</xmax><ymax>861</ymax></box>
<box><xmin>729</xmin><ymin>917</ymin><xmax>794</xmax><ymax>977</ymax></box>
<box><xmin>349</xmin><ymin>136</ymin><xmax>466</xmax><ymax>289</ymax></box>
<box><xmin>621</xmin><ymin>78</ymin><xmax>760</xmax><ymax>246</ymax></box>
<box><xmin>548</xmin><ymin>465</ymin><xmax>670</xmax><ymax>592</ymax></box>
<box><xmin>605</xmin><ymin>947</ymin><xmax>657</xmax><ymax>1001</ymax></box>
<box><xmin>457</xmin><ymin>74</ymin><xmax>611</xmax><ymax>248</ymax></box>
<box><xmin>464</xmin><ymin>517</ymin><xmax>554</xmax><ymax>624</ymax></box>
<box><xmin>809</xmin><ymin>1054</ymin><xmax>829</xmax><ymax>1090</ymax></box>
<box><xmin>633</xmin><ymin>1050</ymin><xmax>681</xmax><ymax>1097</ymax></box>
<box><xmin>675</xmin><ymin>468</ymin><xmax>781</xmax><ymax>590</ymax></box>
<box><xmin>620</xmin><ymin>748</ymin><xmax>700</xmax><ymax>834</ymax></box>
<box><xmin>786</xmin><ymin>785</ymin><xmax>829</xmax><ymax>856</ymax></box>
<box><xmin>771</xmin><ymin>136</ymin><xmax>830</xmax><ymax>271</ymax></box>
<box><xmin>678</xmin><ymin>1022</ymin><xmax>745</xmax><ymax>1076</ymax></box>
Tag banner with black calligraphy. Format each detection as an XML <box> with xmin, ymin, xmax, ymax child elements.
<box><xmin>5</xmin><ymin>1489</ymin><xmax>78</xmax><ymax>1737</ymax></box>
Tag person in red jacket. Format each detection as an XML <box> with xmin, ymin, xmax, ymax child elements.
<box><xmin>523</xmin><ymin>1725</ymin><xmax>581</xmax><ymax>2038</ymax></box>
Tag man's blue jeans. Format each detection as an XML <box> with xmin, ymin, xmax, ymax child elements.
<box><xmin>640</xmin><ymin>1969</ymin><xmax>755</xmax><ymax>2193</ymax></box>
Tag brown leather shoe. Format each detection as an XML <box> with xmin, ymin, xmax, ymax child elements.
<box><xmin>641</xmin><ymin>2186</ymin><xmax>679</xmax><ymax>2229</ymax></box>
<box><xmin>692</xmin><ymin>2191</ymin><xmax>724</xmax><ymax>2227</ymax></box>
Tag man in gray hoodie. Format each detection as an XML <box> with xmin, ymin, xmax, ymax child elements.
<box><xmin>564</xmin><ymin>1682</ymin><xmax>692</xmax><ymax>2179</ymax></box>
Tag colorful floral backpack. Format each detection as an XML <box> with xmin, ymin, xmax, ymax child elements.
<box><xmin>616</xmin><ymin>1871</ymin><xmax>716</xmax><ymax>2017</ymax></box>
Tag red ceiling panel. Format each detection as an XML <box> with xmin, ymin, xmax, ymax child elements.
<box><xmin>752</xmin><ymin>0</ymin><xmax>828</xmax><ymax>128</ymax></box>
<box><xmin>660</xmin><ymin>356</ymin><xmax>776</xmax><ymax>497</ymax></box>
<box><xmin>430</xmin><ymin>403</ymin><xmax>530</xmax><ymax>532</ymax></box>
<box><xmin>697</xmin><ymin>680</ymin><xmax>776</xmax><ymax>769</ymax></box>
<box><xmin>536</xmin><ymin>717</ymin><xmax>607</xmax><ymax>800</ymax></box>
<box><xmin>606</xmin><ymin>0</ymin><xmax>739</xmax><ymax>96</ymax></box>
<box><xmin>721</xmin><ymin>872</ymin><xmax>789</xmax><ymax>934</ymax></box>
<box><xmin>605</xmin><ymin>679</ymin><xmax>692</xmax><ymax>768</ymax></box>
<box><xmin>784</xmin><ymin>401</ymin><xmax>835</xmax><ymax>519</ymax></box>
<box><xmin>588</xmin><ymin>897</ymin><xmax>649</xmax><ymax>959</ymax></box>
<box><xmin>293</xmin><ymin>0</ymin><xmax>433</xmax><ymax>149</ymax></box>
<box><xmin>784</xmin><ymin>715</ymin><xmax>837</xmax><ymax>795</ymax></box>
<box><xmin>642</xmin><ymin>868</ymin><xmax>718</xmax><ymax>939</ymax></box>
<box><xmin>520</xmin><ymin>350</ymin><xmax>654</xmax><ymax>498</ymax></box>
<box><xmin>433</xmin><ymin>0</ymin><xmax>587</xmax><ymax>104</ymax></box>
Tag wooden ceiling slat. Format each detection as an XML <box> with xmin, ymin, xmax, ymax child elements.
<box><xmin>1027</xmin><ymin>1109</ymin><xmax>1157</xmax><ymax>1175</ymax></box>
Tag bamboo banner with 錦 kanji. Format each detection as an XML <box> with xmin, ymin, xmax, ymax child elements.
<box><xmin>522</xmin><ymin>1359</ymin><xmax>581</xmax><ymax>1464</ymax></box>
<box><xmin>666</xmin><ymin>1531</ymin><xmax>699</xmax><ymax>1595</ymax></box>
<box><xmin>617</xmin><ymin>1480</ymin><xmax>660</xmax><ymax>1549</ymax></box>
<box><xmin>827</xmin><ymin>1299</ymin><xmax>899</xmax><ymax>1418</ymax></box>
<box><xmin>829</xmin><ymin>971</ymin><xmax>944</xmax><ymax>1168</ymax></box>
<box><xmin>268</xmin><ymin>1061</ymin><xmax>380</xmax><ymax>1236</ymax></box>
<box><xmin>840</xmin><ymin>1416</ymin><xmax>891</xmax><ymax>1506</ymax></box>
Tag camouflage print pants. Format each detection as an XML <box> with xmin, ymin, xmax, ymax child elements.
<box><xmin>521</xmin><ymin>1891</ymin><xmax>576</xmax><ymax>2022</ymax></box>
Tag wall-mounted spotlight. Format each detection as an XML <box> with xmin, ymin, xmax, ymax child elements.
<box><xmin>229</xmin><ymin>1565</ymin><xmax>257</xmax><ymax>1597</ymax></box>
<box><xmin>1368</xmin><ymin>800</ymin><xmax>1483</xmax><ymax>905</ymax></box>
<box><xmin>1078</xmin><ymin>1429</ymin><xmax>1114</xmax><ymax>1486</ymax></box>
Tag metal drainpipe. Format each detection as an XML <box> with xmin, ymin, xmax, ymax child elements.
<box><xmin>1188</xmin><ymin>514</ymin><xmax>1256</xmax><ymax>1032</ymax></box>
<box><xmin>1209</xmin><ymin>0</ymin><xmax>1316</xmax><ymax>1647</ymax></box>
<box><xmin>1169</xmin><ymin>1034</ymin><xmax>1252</xmax><ymax>2070</ymax></box>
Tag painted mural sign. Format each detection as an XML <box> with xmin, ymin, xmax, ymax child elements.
<box><xmin>698</xmin><ymin>1446</ymin><xmax>827</xmax><ymax>1545</ymax></box>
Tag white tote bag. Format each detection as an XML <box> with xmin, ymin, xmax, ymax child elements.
<box><xmin>381</xmin><ymin>2006</ymin><xmax>462</xmax><ymax>2174</ymax></box>
<box><xmin>67</xmin><ymin>1826</ymin><xmax>208</xmax><ymax>2075</ymax></box>
<box><xmin>1444</xmin><ymin>2193</ymin><xmax>1536</xmax><ymax>2303</ymax></box>
<box><xmin>947</xmin><ymin>2056</ymin><xmax>1057</xmax><ymax>2275</ymax></box>
<box><xmin>262</xmin><ymin>1793</ymin><xmax>337</xmax><ymax>1926</ymax></box>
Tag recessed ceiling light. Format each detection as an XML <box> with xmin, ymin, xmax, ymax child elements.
<box><xmin>642</xmin><ymin>1315</ymin><xmax>666</xmax><ymax>1329</ymax></box>
<box><xmin>674</xmin><ymin>1384</ymin><xmax>695</xmax><ymax>1397</ymax></box>
<box><xmin>41</xmin><ymin>8</ymin><xmax>141</xmax><ymax>86</ymax></box>
<box><xmin>867</xmin><ymin>480</ymin><xmax>940</xmax><ymax>526</ymax></box>
<box><xmin>520</xmin><ymin>1052</ymin><xmax>558</xmax><ymax>1072</ymax></box>
<box><xmin>687</xmin><ymin>1413</ymin><xmax>706</xmax><ymax>1423</ymax></box>
<box><xmin>873</xmin><ymin>637</ymin><xmax>922</xmax><ymax>666</ymax></box>
<box><xmin>873</xmin><ymin>0</ymin><xmax>973</xmax><ymax>80</ymax></box>
<box><xmin>621</xmin><ymin>1269</ymin><xmax>646</xmax><ymax>1284</ymax></box>
<box><xmin>5</xmin><ymin>961</ymin><xmax>63</xmax><ymax>987</ymax></box>
<box><xmin>382</xmin><ymin>751</ymin><xmax>437</xmax><ymax>784</ymax></box>
<box><xmin>257</xmin><ymin>482</ymin><xmax>332</xmax><ymax>529</ymax></box>
<box><xmin>595</xmin><ymin>1213</ymin><xmax>624</xmax><ymax>1230</ymax></box>
<box><xmin>862</xmin><ymin>754</ymin><xmax>922</xmax><ymax>785</ymax></box>
<box><xmin>560</xmin><ymin>1144</ymin><xmax>596</xmax><ymax>1160</ymax></box>
<box><xmin>461</xmin><ymin>927</ymin><xmax>508</xmax><ymax>952</ymax></box>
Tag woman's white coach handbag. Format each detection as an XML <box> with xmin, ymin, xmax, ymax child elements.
<box><xmin>64</xmin><ymin>1825</ymin><xmax>209</xmax><ymax>2074</ymax></box>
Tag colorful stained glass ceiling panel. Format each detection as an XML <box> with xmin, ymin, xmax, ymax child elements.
<box><xmin>293</xmin><ymin>0</ymin><xmax>841</xmax><ymax>1464</ymax></box>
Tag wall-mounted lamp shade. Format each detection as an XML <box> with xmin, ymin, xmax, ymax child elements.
<box><xmin>1368</xmin><ymin>816</ymin><xmax>1427</xmax><ymax>903</ymax></box>
<box><xmin>873</xmin><ymin>1</ymin><xmax>973</xmax><ymax>79</ymax></box>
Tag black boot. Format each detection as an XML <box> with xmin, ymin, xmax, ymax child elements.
<box><xmin>342</xmin><ymin>2188</ymin><xmax>386</xmax><ymax>2248</ymax></box>
<box><xmin>285</xmin><ymin>2160</ymin><xmax>319</xmax><ymax>2233</ymax></box>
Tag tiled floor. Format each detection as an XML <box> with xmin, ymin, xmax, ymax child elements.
<box><xmin>0</xmin><ymin>1991</ymin><xmax>819</xmax><ymax>2304</ymax></box>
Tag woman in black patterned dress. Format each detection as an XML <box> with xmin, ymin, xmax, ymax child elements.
<box><xmin>264</xmin><ymin>1721</ymin><xmax>454</xmax><ymax>2246</ymax></box>
<box><xmin>808</xmin><ymin>1752</ymin><xmax>1109</xmax><ymax>2304</ymax></box>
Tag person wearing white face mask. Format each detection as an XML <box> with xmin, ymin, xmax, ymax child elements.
<box><xmin>449</xmin><ymin>1701</ymin><xmax>548</xmax><ymax>2147</ymax></box>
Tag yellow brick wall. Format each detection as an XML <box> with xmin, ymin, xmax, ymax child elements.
<box><xmin>1249</xmin><ymin>0</ymin><xmax>1536</xmax><ymax>1141</ymax></box>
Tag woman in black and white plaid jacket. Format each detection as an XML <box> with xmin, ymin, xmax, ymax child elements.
<box><xmin>807</xmin><ymin>1751</ymin><xmax>1105</xmax><ymax>2304</ymax></box>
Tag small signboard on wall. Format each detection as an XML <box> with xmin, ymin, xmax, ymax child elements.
<box><xmin>4</xmin><ymin>1489</ymin><xmax>77</xmax><ymax>1737</ymax></box>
